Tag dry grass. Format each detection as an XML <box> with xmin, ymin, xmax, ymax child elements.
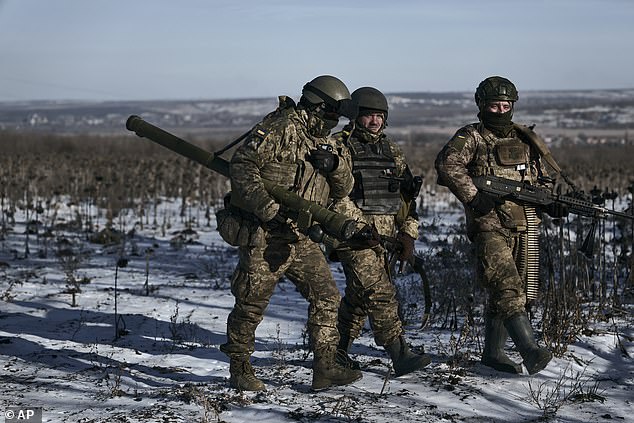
<box><xmin>1</xmin><ymin>129</ymin><xmax>632</xmax><ymax>354</ymax></box>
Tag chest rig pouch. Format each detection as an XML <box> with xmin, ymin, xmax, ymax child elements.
<box><xmin>348</xmin><ymin>138</ymin><xmax>401</xmax><ymax>215</ymax></box>
<box><xmin>490</xmin><ymin>137</ymin><xmax>531</xmax><ymax>231</ymax></box>
<box><xmin>494</xmin><ymin>137</ymin><xmax>530</xmax><ymax>168</ymax></box>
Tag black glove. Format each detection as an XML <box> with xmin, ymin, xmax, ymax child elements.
<box><xmin>543</xmin><ymin>202</ymin><xmax>569</xmax><ymax>218</ymax></box>
<box><xmin>396</xmin><ymin>232</ymin><xmax>415</xmax><ymax>263</ymax></box>
<box><xmin>307</xmin><ymin>148</ymin><xmax>338</xmax><ymax>173</ymax></box>
<box><xmin>468</xmin><ymin>192</ymin><xmax>497</xmax><ymax>215</ymax></box>
<box><xmin>270</xmin><ymin>211</ymin><xmax>288</xmax><ymax>224</ymax></box>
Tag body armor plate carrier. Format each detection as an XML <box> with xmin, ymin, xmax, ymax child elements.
<box><xmin>348</xmin><ymin>138</ymin><xmax>401</xmax><ymax>215</ymax></box>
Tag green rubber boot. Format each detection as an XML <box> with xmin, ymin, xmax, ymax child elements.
<box><xmin>504</xmin><ymin>313</ymin><xmax>552</xmax><ymax>375</ymax></box>
<box><xmin>481</xmin><ymin>314</ymin><xmax>522</xmax><ymax>374</ymax></box>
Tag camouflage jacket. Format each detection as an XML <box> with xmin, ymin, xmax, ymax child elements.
<box><xmin>435</xmin><ymin>122</ymin><xmax>545</xmax><ymax>237</ymax></box>
<box><xmin>330</xmin><ymin>125</ymin><xmax>419</xmax><ymax>240</ymax></box>
<box><xmin>230</xmin><ymin>96</ymin><xmax>354</xmax><ymax>225</ymax></box>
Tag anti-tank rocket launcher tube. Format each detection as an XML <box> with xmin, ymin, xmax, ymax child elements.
<box><xmin>126</xmin><ymin>115</ymin><xmax>231</xmax><ymax>177</ymax></box>
<box><xmin>125</xmin><ymin>115</ymin><xmax>357</xmax><ymax>241</ymax></box>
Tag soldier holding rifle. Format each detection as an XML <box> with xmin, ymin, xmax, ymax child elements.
<box><xmin>435</xmin><ymin>76</ymin><xmax>567</xmax><ymax>375</ymax></box>
<box><xmin>328</xmin><ymin>87</ymin><xmax>431</xmax><ymax>377</ymax></box>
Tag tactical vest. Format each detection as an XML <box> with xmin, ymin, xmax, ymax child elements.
<box><xmin>260</xmin><ymin>161</ymin><xmax>301</xmax><ymax>191</ymax></box>
<box><xmin>469</xmin><ymin>130</ymin><xmax>531</xmax><ymax>180</ymax></box>
<box><xmin>348</xmin><ymin>137</ymin><xmax>401</xmax><ymax>215</ymax></box>
<box><xmin>470</xmin><ymin>128</ymin><xmax>537</xmax><ymax>231</ymax></box>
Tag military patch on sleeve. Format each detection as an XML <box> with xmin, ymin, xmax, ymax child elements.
<box><xmin>253</xmin><ymin>125</ymin><xmax>268</xmax><ymax>139</ymax></box>
<box><xmin>247</xmin><ymin>125</ymin><xmax>269</xmax><ymax>148</ymax></box>
<box><xmin>448</xmin><ymin>129</ymin><xmax>469</xmax><ymax>152</ymax></box>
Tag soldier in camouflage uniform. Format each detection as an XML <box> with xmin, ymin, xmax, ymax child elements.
<box><xmin>435</xmin><ymin>76</ymin><xmax>567</xmax><ymax>375</ymax></box>
<box><xmin>330</xmin><ymin>87</ymin><xmax>431</xmax><ymax>377</ymax></box>
<box><xmin>219</xmin><ymin>75</ymin><xmax>362</xmax><ymax>391</ymax></box>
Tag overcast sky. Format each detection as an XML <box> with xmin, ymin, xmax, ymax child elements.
<box><xmin>1</xmin><ymin>0</ymin><xmax>633</xmax><ymax>102</ymax></box>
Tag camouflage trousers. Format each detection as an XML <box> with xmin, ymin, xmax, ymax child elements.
<box><xmin>474</xmin><ymin>231</ymin><xmax>526</xmax><ymax>320</ymax></box>
<box><xmin>220</xmin><ymin>234</ymin><xmax>341</xmax><ymax>359</ymax></box>
<box><xmin>337</xmin><ymin>247</ymin><xmax>403</xmax><ymax>346</ymax></box>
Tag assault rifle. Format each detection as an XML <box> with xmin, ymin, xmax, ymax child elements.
<box><xmin>400</xmin><ymin>166</ymin><xmax>423</xmax><ymax>203</ymax></box>
<box><xmin>472</xmin><ymin>175</ymin><xmax>634</xmax><ymax>257</ymax></box>
<box><xmin>378</xmin><ymin>167</ymin><xmax>423</xmax><ymax>209</ymax></box>
<box><xmin>472</xmin><ymin>175</ymin><xmax>633</xmax><ymax>221</ymax></box>
<box><xmin>125</xmin><ymin>115</ymin><xmax>358</xmax><ymax>241</ymax></box>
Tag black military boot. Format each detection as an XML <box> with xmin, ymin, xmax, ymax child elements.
<box><xmin>384</xmin><ymin>336</ymin><xmax>431</xmax><ymax>377</ymax></box>
<box><xmin>312</xmin><ymin>348</ymin><xmax>363</xmax><ymax>391</ymax></box>
<box><xmin>335</xmin><ymin>332</ymin><xmax>361</xmax><ymax>371</ymax></box>
<box><xmin>229</xmin><ymin>357</ymin><xmax>265</xmax><ymax>391</ymax></box>
<box><xmin>481</xmin><ymin>315</ymin><xmax>522</xmax><ymax>374</ymax></box>
<box><xmin>504</xmin><ymin>313</ymin><xmax>553</xmax><ymax>375</ymax></box>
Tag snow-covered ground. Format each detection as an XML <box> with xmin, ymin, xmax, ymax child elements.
<box><xmin>0</xmin><ymin>197</ymin><xmax>632</xmax><ymax>423</ymax></box>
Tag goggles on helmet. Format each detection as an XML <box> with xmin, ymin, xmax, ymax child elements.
<box><xmin>302</xmin><ymin>84</ymin><xmax>359</xmax><ymax>120</ymax></box>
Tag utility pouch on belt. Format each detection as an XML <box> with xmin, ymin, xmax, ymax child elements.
<box><xmin>215</xmin><ymin>193</ymin><xmax>265</xmax><ymax>247</ymax></box>
<box><xmin>495</xmin><ymin>200</ymin><xmax>527</xmax><ymax>232</ymax></box>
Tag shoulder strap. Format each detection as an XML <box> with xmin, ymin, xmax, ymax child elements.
<box><xmin>214</xmin><ymin>96</ymin><xmax>297</xmax><ymax>157</ymax></box>
<box><xmin>514</xmin><ymin>123</ymin><xmax>578</xmax><ymax>189</ymax></box>
<box><xmin>513</xmin><ymin>124</ymin><xmax>562</xmax><ymax>174</ymax></box>
<box><xmin>213</xmin><ymin>128</ymin><xmax>252</xmax><ymax>157</ymax></box>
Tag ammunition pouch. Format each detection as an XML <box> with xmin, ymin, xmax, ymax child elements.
<box><xmin>494</xmin><ymin>141</ymin><xmax>529</xmax><ymax>167</ymax></box>
<box><xmin>215</xmin><ymin>193</ymin><xmax>265</xmax><ymax>247</ymax></box>
<box><xmin>495</xmin><ymin>201</ymin><xmax>527</xmax><ymax>232</ymax></box>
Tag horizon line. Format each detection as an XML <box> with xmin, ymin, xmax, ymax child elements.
<box><xmin>2</xmin><ymin>86</ymin><xmax>634</xmax><ymax>105</ymax></box>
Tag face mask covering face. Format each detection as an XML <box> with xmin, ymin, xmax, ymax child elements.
<box><xmin>479</xmin><ymin>109</ymin><xmax>514</xmax><ymax>137</ymax></box>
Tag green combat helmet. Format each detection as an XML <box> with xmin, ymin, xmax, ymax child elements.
<box><xmin>302</xmin><ymin>75</ymin><xmax>357</xmax><ymax>120</ymax></box>
<box><xmin>352</xmin><ymin>87</ymin><xmax>389</xmax><ymax>122</ymax></box>
<box><xmin>475</xmin><ymin>76</ymin><xmax>519</xmax><ymax>109</ymax></box>
<box><xmin>303</xmin><ymin>75</ymin><xmax>352</xmax><ymax>104</ymax></box>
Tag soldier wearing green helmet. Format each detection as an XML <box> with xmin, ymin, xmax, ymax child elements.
<box><xmin>475</xmin><ymin>76</ymin><xmax>519</xmax><ymax>106</ymax></box>
<box><xmin>435</xmin><ymin>76</ymin><xmax>567</xmax><ymax>375</ymax></box>
<box><xmin>329</xmin><ymin>86</ymin><xmax>431</xmax><ymax>377</ymax></box>
<box><xmin>220</xmin><ymin>75</ymin><xmax>362</xmax><ymax>391</ymax></box>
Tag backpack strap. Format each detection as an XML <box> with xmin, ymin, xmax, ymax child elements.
<box><xmin>514</xmin><ymin>123</ymin><xmax>577</xmax><ymax>189</ymax></box>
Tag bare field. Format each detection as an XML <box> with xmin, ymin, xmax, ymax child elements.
<box><xmin>0</xmin><ymin>116</ymin><xmax>633</xmax><ymax>423</ymax></box>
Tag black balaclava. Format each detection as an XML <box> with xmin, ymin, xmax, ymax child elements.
<box><xmin>300</xmin><ymin>97</ymin><xmax>339</xmax><ymax>138</ymax></box>
<box><xmin>478</xmin><ymin>105</ymin><xmax>514</xmax><ymax>137</ymax></box>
